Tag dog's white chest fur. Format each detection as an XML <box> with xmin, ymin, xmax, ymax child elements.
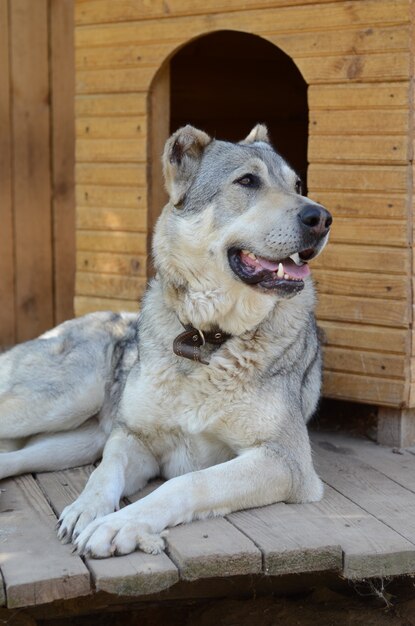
<box><xmin>118</xmin><ymin>346</ymin><xmax>280</xmax><ymax>479</ymax></box>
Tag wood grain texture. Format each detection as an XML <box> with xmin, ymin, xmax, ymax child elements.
<box><xmin>323</xmin><ymin>370</ymin><xmax>405</xmax><ymax>406</ymax></box>
<box><xmin>309</xmin><ymin>135</ymin><xmax>408</xmax><ymax>165</ymax></box>
<box><xmin>76</xmin><ymin>184</ymin><xmax>146</xmax><ymax>209</ymax></box>
<box><xmin>76</xmin><ymin>163</ymin><xmax>146</xmax><ymax>186</ymax></box>
<box><xmin>37</xmin><ymin>467</ymin><xmax>179</xmax><ymax>596</ymax></box>
<box><xmin>308</xmin><ymin>164</ymin><xmax>408</xmax><ymax>192</ymax></box>
<box><xmin>10</xmin><ymin>0</ymin><xmax>54</xmax><ymax>341</ymax></box>
<box><xmin>312</xmin><ymin>243</ymin><xmax>409</xmax><ymax>275</ymax></box>
<box><xmin>310</xmin><ymin>431</ymin><xmax>415</xmax><ymax>493</ymax></box>
<box><xmin>76</xmin><ymin>272</ymin><xmax>146</xmax><ymax>300</ymax></box>
<box><xmin>0</xmin><ymin>0</ymin><xmax>15</xmax><ymax>347</ymax></box>
<box><xmin>49</xmin><ymin>0</ymin><xmax>76</xmax><ymax>325</ymax></box>
<box><xmin>377</xmin><ymin>408</ymin><xmax>415</xmax><ymax>446</ymax></box>
<box><xmin>312</xmin><ymin>433</ymin><xmax>415</xmax><ymax>544</ymax></box>
<box><xmin>77</xmin><ymin>230</ymin><xmax>147</xmax><ymax>253</ymax></box>
<box><xmin>309</xmin><ymin>82</ymin><xmax>409</xmax><ymax>109</ymax></box>
<box><xmin>77</xmin><ymin>251</ymin><xmax>146</xmax><ymax>276</ymax></box>
<box><xmin>77</xmin><ymin>207</ymin><xmax>146</xmax><ymax>232</ymax></box>
<box><xmin>74</xmin><ymin>0</ymin><xmax>373</xmax><ymax>26</ymax></box>
<box><xmin>309</xmin><ymin>191</ymin><xmax>407</xmax><ymax>220</ymax></box>
<box><xmin>317</xmin><ymin>293</ymin><xmax>410</xmax><ymax>328</ymax></box>
<box><xmin>76</xmin><ymin>115</ymin><xmax>146</xmax><ymax>138</ymax></box>
<box><xmin>75</xmin><ymin>93</ymin><xmax>147</xmax><ymax>117</ymax></box>
<box><xmin>0</xmin><ymin>475</ymin><xmax>91</xmax><ymax>609</ymax></box>
<box><xmin>229</xmin><ymin>483</ymin><xmax>415</xmax><ymax>579</ymax></box>
<box><xmin>323</xmin><ymin>346</ymin><xmax>406</xmax><ymax>380</ymax></box>
<box><xmin>320</xmin><ymin>321</ymin><xmax>408</xmax><ymax>355</ymax></box>
<box><xmin>147</xmin><ymin>62</ymin><xmax>169</xmax><ymax>277</ymax></box>
<box><xmin>74</xmin><ymin>295</ymin><xmax>138</xmax><ymax>315</ymax></box>
<box><xmin>75</xmin><ymin>1</ymin><xmax>409</xmax><ymax>49</ymax></box>
<box><xmin>71</xmin><ymin>0</ymin><xmax>413</xmax><ymax>410</ymax></box>
<box><xmin>166</xmin><ymin>519</ymin><xmax>262</xmax><ymax>581</ymax></box>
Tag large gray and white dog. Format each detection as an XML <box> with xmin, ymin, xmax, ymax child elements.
<box><xmin>0</xmin><ymin>124</ymin><xmax>332</xmax><ymax>558</ymax></box>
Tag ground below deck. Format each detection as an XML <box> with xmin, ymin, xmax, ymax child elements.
<box><xmin>0</xmin><ymin>430</ymin><xmax>415</xmax><ymax>620</ymax></box>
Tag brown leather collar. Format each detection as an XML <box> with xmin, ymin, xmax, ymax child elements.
<box><xmin>173</xmin><ymin>324</ymin><xmax>231</xmax><ymax>365</ymax></box>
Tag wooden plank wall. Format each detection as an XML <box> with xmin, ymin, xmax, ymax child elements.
<box><xmin>0</xmin><ymin>0</ymin><xmax>75</xmax><ymax>348</ymax></box>
<box><xmin>73</xmin><ymin>0</ymin><xmax>413</xmax><ymax>408</ymax></box>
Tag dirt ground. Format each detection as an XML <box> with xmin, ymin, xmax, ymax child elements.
<box><xmin>38</xmin><ymin>579</ymin><xmax>415</xmax><ymax>626</ymax></box>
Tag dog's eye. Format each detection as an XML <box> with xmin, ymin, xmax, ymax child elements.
<box><xmin>235</xmin><ymin>174</ymin><xmax>260</xmax><ymax>188</ymax></box>
<box><xmin>295</xmin><ymin>179</ymin><xmax>303</xmax><ymax>195</ymax></box>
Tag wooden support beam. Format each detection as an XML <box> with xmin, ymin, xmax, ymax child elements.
<box><xmin>377</xmin><ymin>407</ymin><xmax>415</xmax><ymax>447</ymax></box>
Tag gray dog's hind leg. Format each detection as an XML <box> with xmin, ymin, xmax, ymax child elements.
<box><xmin>0</xmin><ymin>417</ymin><xmax>107</xmax><ymax>481</ymax></box>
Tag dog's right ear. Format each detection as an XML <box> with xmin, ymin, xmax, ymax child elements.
<box><xmin>163</xmin><ymin>125</ymin><xmax>212</xmax><ymax>207</ymax></box>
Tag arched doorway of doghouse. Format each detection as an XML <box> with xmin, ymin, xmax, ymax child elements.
<box><xmin>147</xmin><ymin>31</ymin><xmax>308</xmax><ymax>274</ymax></box>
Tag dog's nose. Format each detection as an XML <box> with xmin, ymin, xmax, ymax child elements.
<box><xmin>299</xmin><ymin>204</ymin><xmax>332</xmax><ymax>237</ymax></box>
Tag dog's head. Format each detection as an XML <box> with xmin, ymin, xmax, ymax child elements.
<box><xmin>153</xmin><ymin>125</ymin><xmax>332</xmax><ymax>334</ymax></box>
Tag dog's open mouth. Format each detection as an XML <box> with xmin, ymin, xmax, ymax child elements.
<box><xmin>228</xmin><ymin>247</ymin><xmax>314</xmax><ymax>292</ymax></box>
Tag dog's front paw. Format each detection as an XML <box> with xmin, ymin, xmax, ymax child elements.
<box><xmin>57</xmin><ymin>495</ymin><xmax>116</xmax><ymax>544</ymax></box>
<box><xmin>73</xmin><ymin>511</ymin><xmax>167</xmax><ymax>558</ymax></box>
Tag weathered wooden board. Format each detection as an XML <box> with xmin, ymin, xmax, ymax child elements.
<box><xmin>77</xmin><ymin>251</ymin><xmax>146</xmax><ymax>277</ymax></box>
<box><xmin>76</xmin><ymin>272</ymin><xmax>146</xmax><ymax>300</ymax></box>
<box><xmin>74</xmin><ymin>0</ymin><xmax>384</xmax><ymax>26</ymax></box>
<box><xmin>309</xmin><ymin>135</ymin><xmax>407</xmax><ymax>165</ymax></box>
<box><xmin>76</xmin><ymin>185</ymin><xmax>146</xmax><ymax>210</ymax></box>
<box><xmin>298</xmin><ymin>51</ymin><xmax>410</xmax><ymax>84</ymax></box>
<box><xmin>76</xmin><ymin>42</ymin><xmax>174</xmax><ymax>71</ymax></box>
<box><xmin>75</xmin><ymin>25</ymin><xmax>409</xmax><ymax>72</ymax></box>
<box><xmin>229</xmin><ymin>501</ymin><xmax>341</xmax><ymax>577</ymax></box>
<box><xmin>323</xmin><ymin>346</ymin><xmax>406</xmax><ymax>380</ymax></box>
<box><xmin>127</xmin><ymin>481</ymin><xmax>262</xmax><ymax>581</ymax></box>
<box><xmin>75</xmin><ymin>1</ymin><xmax>409</xmax><ymax>49</ymax></box>
<box><xmin>329</xmin><ymin>218</ymin><xmax>408</xmax><ymax>247</ymax></box>
<box><xmin>76</xmin><ymin>116</ymin><xmax>146</xmax><ymax>138</ymax></box>
<box><xmin>319</xmin><ymin>321</ymin><xmax>408</xmax><ymax>355</ymax></box>
<box><xmin>229</xmin><ymin>483</ymin><xmax>415</xmax><ymax>579</ymax></box>
<box><xmin>77</xmin><ymin>231</ymin><xmax>147</xmax><ymax>254</ymax></box>
<box><xmin>166</xmin><ymin>519</ymin><xmax>262</xmax><ymax>581</ymax></box>
<box><xmin>310</xmin><ymin>109</ymin><xmax>408</xmax><ymax>135</ymax></box>
<box><xmin>313</xmin><ymin>269</ymin><xmax>408</xmax><ymax>300</ymax></box>
<box><xmin>312</xmin><ymin>243</ymin><xmax>409</xmax><ymax>275</ymax></box>
<box><xmin>309</xmin><ymin>82</ymin><xmax>409</xmax><ymax>109</ymax></box>
<box><xmin>10</xmin><ymin>0</ymin><xmax>54</xmax><ymax>342</ymax></box>
<box><xmin>37</xmin><ymin>468</ymin><xmax>179</xmax><ymax>597</ymax></box>
<box><xmin>0</xmin><ymin>475</ymin><xmax>90</xmax><ymax>609</ymax></box>
<box><xmin>75</xmin><ymin>295</ymin><xmax>138</xmax><ymax>316</ymax></box>
<box><xmin>76</xmin><ymin>138</ymin><xmax>146</xmax><ymax>163</ymax></box>
<box><xmin>317</xmin><ymin>293</ymin><xmax>410</xmax><ymax>328</ymax></box>
<box><xmin>309</xmin><ymin>191</ymin><xmax>407</xmax><ymax>220</ymax></box>
<box><xmin>76</xmin><ymin>67</ymin><xmax>155</xmax><ymax>94</ymax></box>
<box><xmin>0</xmin><ymin>0</ymin><xmax>15</xmax><ymax>347</ymax></box>
<box><xmin>308</xmin><ymin>164</ymin><xmax>408</xmax><ymax>192</ymax></box>
<box><xmin>310</xmin><ymin>431</ymin><xmax>415</xmax><ymax>494</ymax></box>
<box><xmin>49</xmin><ymin>0</ymin><xmax>76</xmax><ymax>325</ymax></box>
<box><xmin>312</xmin><ymin>436</ymin><xmax>415</xmax><ymax>542</ymax></box>
<box><xmin>77</xmin><ymin>207</ymin><xmax>146</xmax><ymax>232</ymax></box>
<box><xmin>76</xmin><ymin>163</ymin><xmax>146</xmax><ymax>186</ymax></box>
<box><xmin>75</xmin><ymin>93</ymin><xmax>147</xmax><ymax>117</ymax></box>
<box><xmin>323</xmin><ymin>371</ymin><xmax>405</xmax><ymax>406</ymax></box>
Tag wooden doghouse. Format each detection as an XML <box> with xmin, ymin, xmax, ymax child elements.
<box><xmin>75</xmin><ymin>0</ymin><xmax>413</xmax><ymax>444</ymax></box>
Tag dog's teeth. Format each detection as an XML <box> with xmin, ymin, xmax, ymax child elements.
<box><xmin>277</xmin><ymin>263</ymin><xmax>284</xmax><ymax>278</ymax></box>
<box><xmin>241</xmin><ymin>249</ymin><xmax>251</xmax><ymax>255</ymax></box>
<box><xmin>247</xmin><ymin>252</ymin><xmax>257</xmax><ymax>260</ymax></box>
<box><xmin>284</xmin><ymin>273</ymin><xmax>290</xmax><ymax>280</ymax></box>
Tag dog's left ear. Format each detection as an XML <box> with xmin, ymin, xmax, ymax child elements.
<box><xmin>241</xmin><ymin>124</ymin><xmax>270</xmax><ymax>144</ymax></box>
<box><xmin>163</xmin><ymin>125</ymin><xmax>212</xmax><ymax>207</ymax></box>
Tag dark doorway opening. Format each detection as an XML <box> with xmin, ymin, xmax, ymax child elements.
<box><xmin>170</xmin><ymin>30</ymin><xmax>308</xmax><ymax>188</ymax></box>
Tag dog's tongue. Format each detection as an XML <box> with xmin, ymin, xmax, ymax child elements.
<box><xmin>255</xmin><ymin>255</ymin><xmax>310</xmax><ymax>279</ymax></box>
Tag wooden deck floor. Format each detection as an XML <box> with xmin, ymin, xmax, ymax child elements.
<box><xmin>1</xmin><ymin>431</ymin><xmax>415</xmax><ymax>611</ymax></box>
